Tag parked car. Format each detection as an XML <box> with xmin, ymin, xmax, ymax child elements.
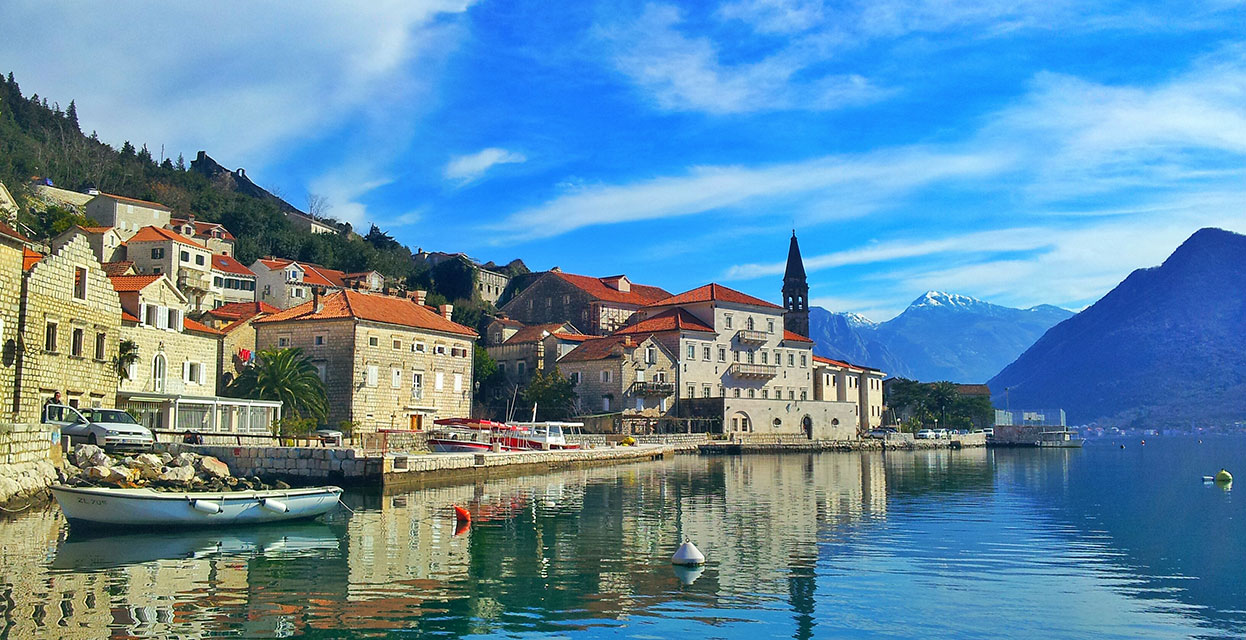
<box><xmin>983</xmin><ymin>428</ymin><xmax>994</xmax><ymax>437</ymax></box>
<box><xmin>44</xmin><ymin>404</ymin><xmax>154</xmax><ymax>450</ymax></box>
<box><xmin>312</xmin><ymin>429</ymin><xmax>344</xmax><ymax>446</ymax></box>
<box><xmin>916</xmin><ymin>429</ymin><xmax>936</xmax><ymax>439</ymax></box>
<box><xmin>935</xmin><ymin>429</ymin><xmax>950</xmax><ymax>439</ymax></box>
<box><xmin>867</xmin><ymin>428</ymin><xmax>897</xmax><ymax>439</ymax></box>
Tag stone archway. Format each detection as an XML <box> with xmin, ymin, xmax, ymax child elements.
<box><xmin>802</xmin><ymin>415</ymin><xmax>813</xmax><ymax>439</ymax></box>
<box><xmin>729</xmin><ymin>411</ymin><xmax>752</xmax><ymax>433</ymax></box>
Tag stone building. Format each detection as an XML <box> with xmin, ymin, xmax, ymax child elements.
<box><xmin>254</xmin><ymin>289</ymin><xmax>478</xmax><ymax>431</ymax></box>
<box><xmin>127</xmin><ymin>226</ymin><xmax>214</xmax><ymax>311</ymax></box>
<box><xmin>84</xmin><ymin>193</ymin><xmax>171</xmax><ymax>239</ymax></box>
<box><xmin>812</xmin><ymin>356</ymin><xmax>887</xmax><ymax>432</ymax></box>
<box><xmin>0</xmin><ymin>222</ymin><xmax>27</xmax><ymax>414</ymax></box>
<box><xmin>413</xmin><ymin>250</ymin><xmax>512</xmax><ymax>305</ymax></box>
<box><xmin>484</xmin><ymin>316</ymin><xmax>526</xmax><ymax>346</ymax></box>
<box><xmin>485</xmin><ymin>321</ymin><xmax>590</xmax><ymax>386</ymax></box>
<box><xmin>782</xmin><ymin>232</ymin><xmax>810</xmax><ymax>337</ymax></box>
<box><xmin>557</xmin><ymin>334</ymin><xmax>677</xmax><ymax>415</ymax></box>
<box><xmin>170</xmin><ymin>215</ymin><xmax>236</xmax><ymax>256</ymax></box>
<box><xmin>13</xmin><ymin>235</ymin><xmax>122</xmax><ymax>420</ymax></box>
<box><xmin>199</xmin><ymin>300</ymin><xmax>280</xmax><ymax>390</ymax></box>
<box><xmin>251</xmin><ymin>257</ymin><xmax>369</xmax><ymax>309</ymax></box>
<box><xmin>53</xmin><ymin>225</ymin><xmax>127</xmax><ymax>264</ymax></box>
<box><xmin>209</xmin><ymin>254</ymin><xmax>258</xmax><ymax>307</ymax></box>
<box><xmin>500</xmin><ymin>270</ymin><xmax>670</xmax><ymax>336</ymax></box>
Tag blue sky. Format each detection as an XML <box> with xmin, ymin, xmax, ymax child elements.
<box><xmin>3</xmin><ymin>0</ymin><xmax>1245</xmax><ymax>320</ymax></box>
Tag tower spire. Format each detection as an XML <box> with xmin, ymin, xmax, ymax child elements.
<box><xmin>783</xmin><ymin>232</ymin><xmax>809</xmax><ymax>337</ymax></box>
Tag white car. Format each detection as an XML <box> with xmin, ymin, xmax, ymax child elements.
<box><xmin>916</xmin><ymin>429</ymin><xmax>936</xmax><ymax>439</ymax></box>
<box><xmin>935</xmin><ymin>429</ymin><xmax>950</xmax><ymax>439</ymax></box>
<box><xmin>44</xmin><ymin>404</ymin><xmax>154</xmax><ymax>451</ymax></box>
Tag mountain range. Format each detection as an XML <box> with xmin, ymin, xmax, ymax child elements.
<box><xmin>810</xmin><ymin>292</ymin><xmax>1073</xmax><ymax>383</ymax></box>
<box><xmin>989</xmin><ymin>227</ymin><xmax>1246</xmax><ymax>426</ymax></box>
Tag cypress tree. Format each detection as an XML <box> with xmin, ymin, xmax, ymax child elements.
<box><xmin>66</xmin><ymin>99</ymin><xmax>79</xmax><ymax>131</ymax></box>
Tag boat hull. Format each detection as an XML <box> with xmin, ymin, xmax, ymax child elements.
<box><xmin>51</xmin><ymin>485</ymin><xmax>343</xmax><ymax>528</ymax></box>
<box><xmin>429</xmin><ymin>439</ymin><xmax>503</xmax><ymax>453</ymax></box>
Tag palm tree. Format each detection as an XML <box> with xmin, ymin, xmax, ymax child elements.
<box><xmin>113</xmin><ymin>339</ymin><xmax>140</xmax><ymax>381</ymax></box>
<box><xmin>227</xmin><ymin>347</ymin><xmax>327</xmax><ymax>421</ymax></box>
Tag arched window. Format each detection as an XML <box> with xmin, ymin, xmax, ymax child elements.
<box><xmin>152</xmin><ymin>353</ymin><xmax>167</xmax><ymax>393</ymax></box>
<box><xmin>746</xmin><ymin>317</ymin><xmax>754</xmax><ymax>331</ymax></box>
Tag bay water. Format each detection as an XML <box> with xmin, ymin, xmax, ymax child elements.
<box><xmin>1</xmin><ymin>436</ymin><xmax>1243</xmax><ymax>638</ymax></box>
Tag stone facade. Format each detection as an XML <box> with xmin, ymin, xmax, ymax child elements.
<box><xmin>116</xmin><ymin>279</ymin><xmax>219</xmax><ymax>399</ymax></box>
<box><xmin>0</xmin><ymin>422</ymin><xmax>58</xmax><ymax>507</ymax></box>
<box><xmin>813</xmin><ymin>357</ymin><xmax>887</xmax><ymax>431</ymax></box>
<box><xmin>84</xmin><ymin>193</ymin><xmax>171</xmax><ymax>239</ymax></box>
<box><xmin>15</xmin><ymin>235</ymin><xmax>122</xmax><ymax>420</ymax></box>
<box><xmin>557</xmin><ymin>335</ymin><xmax>677</xmax><ymax>415</ymax></box>
<box><xmin>128</xmin><ymin>227</ymin><xmax>215</xmax><ymax>311</ymax></box>
<box><xmin>255</xmin><ymin>291</ymin><xmax>477</xmax><ymax>432</ymax></box>
<box><xmin>53</xmin><ymin>225</ymin><xmax>127</xmax><ymax>263</ymax></box>
<box><xmin>485</xmin><ymin>321</ymin><xmax>586</xmax><ymax>387</ymax></box>
<box><xmin>0</xmin><ymin>227</ymin><xmax>24</xmax><ymax>416</ymax></box>
<box><xmin>218</xmin><ymin>315</ymin><xmax>260</xmax><ymax>389</ymax></box>
<box><xmin>500</xmin><ymin>271</ymin><xmax>670</xmax><ymax>336</ymax></box>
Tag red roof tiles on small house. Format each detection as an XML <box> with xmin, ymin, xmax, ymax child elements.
<box><xmin>170</xmin><ymin>217</ymin><xmax>236</xmax><ymax>241</ymax></box>
<box><xmin>615</xmin><ymin>308</ymin><xmax>716</xmax><ymax>335</ymax></box>
<box><xmin>108</xmin><ymin>274</ymin><xmax>164</xmax><ymax>292</ymax></box>
<box><xmin>101</xmin><ymin>261</ymin><xmax>136</xmax><ymax>276</ymax></box>
<box><xmin>255</xmin><ymin>289</ymin><xmax>477</xmax><ymax>338</ymax></box>
<box><xmin>558</xmin><ymin>335</ymin><xmax>645</xmax><ymax>362</ymax></box>
<box><xmin>22</xmin><ymin>248</ymin><xmax>42</xmax><ymax>271</ymax></box>
<box><xmin>207</xmin><ymin>300</ymin><xmax>280</xmax><ymax>321</ymax></box>
<box><xmin>551</xmin><ymin>272</ymin><xmax>671</xmax><ymax>306</ymax></box>
<box><xmin>211</xmin><ymin>254</ymin><xmax>256</xmax><ymax>276</ymax></box>
<box><xmin>782</xmin><ymin>330</ymin><xmax>814</xmax><ymax>344</ymax></box>
<box><xmin>78</xmin><ymin>225</ymin><xmax>114</xmax><ymax>234</ymax></box>
<box><xmin>549</xmin><ymin>332</ymin><xmax>593</xmax><ymax>342</ymax></box>
<box><xmin>183</xmin><ymin>317</ymin><xmax>223</xmax><ymax>336</ymax></box>
<box><xmin>128</xmin><ymin>225</ymin><xmax>208</xmax><ymax>249</ymax></box>
<box><xmin>647</xmin><ymin>283</ymin><xmax>783</xmax><ymax>309</ymax></box>
<box><xmin>0</xmin><ymin>220</ymin><xmax>29</xmax><ymax>244</ymax></box>
<box><xmin>257</xmin><ymin>257</ymin><xmax>346</xmax><ymax>288</ymax></box>
<box><xmin>812</xmin><ymin>355</ymin><xmax>866</xmax><ymax>372</ymax></box>
<box><xmin>503</xmin><ymin>322</ymin><xmax>580</xmax><ymax>345</ymax></box>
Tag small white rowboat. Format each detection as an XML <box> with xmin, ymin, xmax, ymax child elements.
<box><xmin>51</xmin><ymin>484</ymin><xmax>343</xmax><ymax>528</ymax></box>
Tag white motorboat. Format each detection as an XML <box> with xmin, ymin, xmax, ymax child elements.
<box><xmin>51</xmin><ymin>484</ymin><xmax>343</xmax><ymax>528</ymax></box>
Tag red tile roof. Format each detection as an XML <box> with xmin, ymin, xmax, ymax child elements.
<box><xmin>79</xmin><ymin>225</ymin><xmax>114</xmax><ymax>234</ymax></box>
<box><xmin>491</xmin><ymin>317</ymin><xmax>525</xmax><ymax>328</ymax></box>
<box><xmin>648</xmin><ymin>283</ymin><xmax>782</xmax><ymax>309</ymax></box>
<box><xmin>255</xmin><ymin>289</ymin><xmax>477</xmax><ymax>337</ymax></box>
<box><xmin>96</xmin><ymin>192</ymin><xmax>171</xmax><ymax>211</ymax></box>
<box><xmin>503</xmin><ymin>322</ymin><xmax>579</xmax><ymax>345</ymax></box>
<box><xmin>109</xmin><ymin>274</ymin><xmax>164</xmax><ymax>292</ymax></box>
<box><xmin>559</xmin><ymin>335</ymin><xmax>647</xmax><ymax>362</ymax></box>
<box><xmin>956</xmin><ymin>384</ymin><xmax>991</xmax><ymax>396</ymax></box>
<box><xmin>170</xmin><ymin>218</ymin><xmax>236</xmax><ymax>241</ymax></box>
<box><xmin>257</xmin><ymin>258</ymin><xmax>346</xmax><ymax>288</ymax></box>
<box><xmin>812</xmin><ymin>355</ymin><xmax>865</xmax><ymax>372</ymax></box>
<box><xmin>551</xmin><ymin>272</ymin><xmax>670</xmax><ymax>306</ymax></box>
<box><xmin>207</xmin><ymin>300</ymin><xmax>280</xmax><ymax>320</ymax></box>
<box><xmin>0</xmin><ymin>221</ymin><xmax>29</xmax><ymax>244</ymax></box>
<box><xmin>121</xmin><ymin>310</ymin><xmax>140</xmax><ymax>323</ymax></box>
<box><xmin>22</xmin><ymin>248</ymin><xmax>43</xmax><ymax>271</ymax></box>
<box><xmin>128</xmin><ymin>225</ymin><xmax>207</xmax><ymax>249</ymax></box>
<box><xmin>550</xmin><ymin>332</ymin><xmax>593</xmax><ymax>342</ymax></box>
<box><xmin>211</xmin><ymin>254</ymin><xmax>256</xmax><ymax>276</ymax></box>
<box><xmin>615</xmin><ymin>308</ymin><xmax>716</xmax><ymax>335</ymax></box>
<box><xmin>101</xmin><ymin>261</ymin><xmax>136</xmax><ymax>276</ymax></box>
<box><xmin>183</xmin><ymin>317</ymin><xmax>223</xmax><ymax>335</ymax></box>
<box><xmin>782</xmin><ymin>330</ymin><xmax>814</xmax><ymax>344</ymax></box>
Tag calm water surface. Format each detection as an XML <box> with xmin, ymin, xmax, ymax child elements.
<box><xmin>1</xmin><ymin>436</ymin><xmax>1243</xmax><ymax>639</ymax></box>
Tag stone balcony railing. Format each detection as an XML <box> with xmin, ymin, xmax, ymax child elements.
<box><xmin>730</xmin><ymin>362</ymin><xmax>778</xmax><ymax>379</ymax></box>
<box><xmin>630</xmin><ymin>381</ymin><xmax>675</xmax><ymax>397</ymax></box>
<box><xmin>735</xmin><ymin>329</ymin><xmax>769</xmax><ymax>344</ymax></box>
<box><xmin>177</xmin><ymin>270</ymin><xmax>212</xmax><ymax>291</ymax></box>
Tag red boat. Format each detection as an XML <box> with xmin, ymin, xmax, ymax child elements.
<box><xmin>428</xmin><ymin>418</ymin><xmax>581</xmax><ymax>453</ymax></box>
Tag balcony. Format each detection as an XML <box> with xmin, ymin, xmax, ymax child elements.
<box><xmin>730</xmin><ymin>362</ymin><xmax>778</xmax><ymax>379</ymax></box>
<box><xmin>177</xmin><ymin>270</ymin><xmax>212</xmax><ymax>291</ymax></box>
<box><xmin>735</xmin><ymin>329</ymin><xmax>769</xmax><ymax>344</ymax></box>
<box><xmin>631</xmin><ymin>381</ymin><xmax>675</xmax><ymax>397</ymax></box>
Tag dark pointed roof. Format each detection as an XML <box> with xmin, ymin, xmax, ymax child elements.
<box><xmin>784</xmin><ymin>231</ymin><xmax>806</xmax><ymax>281</ymax></box>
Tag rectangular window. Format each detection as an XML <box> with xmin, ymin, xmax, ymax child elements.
<box><xmin>151</xmin><ymin>248</ymin><xmax>164</xmax><ymax>259</ymax></box>
<box><xmin>498</xmin><ymin>362</ymin><xmax>507</xmax><ymax>374</ymax></box>
<box><xmin>702</xmin><ymin>385</ymin><xmax>711</xmax><ymax>398</ymax></box>
<box><xmin>718</xmin><ymin>347</ymin><xmax>726</xmax><ymax>362</ymax></box>
<box><xmin>392</xmin><ymin>368</ymin><xmax>403</xmax><ymax>388</ymax></box>
<box><xmin>412</xmin><ymin>372</ymin><xmax>423</xmax><ymax>395</ymax></box>
<box><xmin>801</xmin><ymin>390</ymin><xmax>807</xmax><ymax>400</ymax></box>
<box><xmin>570</xmin><ymin>371</ymin><xmax>580</xmax><ymax>384</ymax></box>
<box><xmin>646</xmin><ymin>347</ymin><xmax>656</xmax><ymax>364</ymax></box>
<box><xmin>688</xmin><ymin>385</ymin><xmax>695</xmax><ymax>398</ymax></box>
<box><xmin>44</xmin><ymin>322</ymin><xmax>57</xmax><ymax>351</ymax></box>
<box><xmin>393</xmin><ymin>339</ymin><xmax>401</xmax><ymax>350</ymax></box>
<box><xmin>602</xmin><ymin>396</ymin><xmax>610</xmax><ymax>412</ymax></box>
<box><xmin>600</xmin><ymin>370</ymin><xmax>610</xmax><ymax>383</ymax></box>
<box><xmin>748</xmin><ymin>389</ymin><xmax>755</xmax><ymax>398</ymax></box>
<box><xmin>368</xmin><ymin>336</ymin><xmax>379</xmax><ymax>347</ymax></box>
<box><xmin>762</xmin><ymin>389</ymin><xmax>768</xmax><ymax>399</ymax></box>
<box><xmin>656</xmin><ymin>371</ymin><xmax>666</xmax><ymax>382</ymax></box>
<box><xmin>434</xmin><ymin>345</ymin><xmax>447</xmax><ymax>355</ymax></box>
<box><xmin>454</xmin><ymin>373</ymin><xmax>462</xmax><ymax>392</ymax></box>
<box><xmin>187</xmin><ymin>362</ymin><xmax>202</xmax><ymax>384</ymax></box>
<box><xmin>518</xmin><ymin>361</ymin><xmax>527</xmax><ymax>376</ymax></box>
<box><xmin>195</xmin><ymin>254</ymin><xmax>205</xmax><ymax>266</ymax></box>
<box><xmin>800</xmin><ymin>354</ymin><xmax>807</xmax><ymax>367</ymax></box>
<box><xmin>277</xmin><ymin>335</ymin><xmax>290</xmax><ymax>347</ymax></box>
<box><xmin>413</xmin><ymin>342</ymin><xmax>426</xmax><ymax>353</ymax></box>
<box><xmin>167</xmin><ymin>308</ymin><xmax>181</xmax><ymax>331</ymax></box>
<box><xmin>180</xmin><ymin>250</ymin><xmax>190</xmax><ymax>263</ymax></box>
<box><xmin>789</xmin><ymin>390</ymin><xmax>795</xmax><ymax>400</ymax></box>
<box><xmin>71</xmin><ymin>328</ymin><xmax>84</xmax><ymax>356</ymax></box>
<box><xmin>687</xmin><ymin>344</ymin><xmax>695</xmax><ymax>359</ymax></box>
<box><xmin>703</xmin><ymin>346</ymin><xmax>711</xmax><ymax>361</ymax></box>
<box><xmin>315</xmin><ymin>363</ymin><xmax>327</xmax><ymax>382</ymax></box>
<box><xmin>761</xmin><ymin>352</ymin><xmax>768</xmax><ymax>364</ymax></box>
<box><xmin>73</xmin><ymin>267</ymin><xmax>87</xmax><ymax>300</ymax></box>
<box><xmin>314</xmin><ymin>334</ymin><xmax>326</xmax><ymax>346</ymax></box>
<box><xmin>789</xmin><ymin>353</ymin><xmax>794</xmax><ymax>366</ymax></box>
<box><xmin>733</xmin><ymin>388</ymin><xmax>740</xmax><ymax>398</ymax></box>
<box><xmin>214</xmin><ymin>276</ymin><xmax>223</xmax><ymax>287</ymax></box>
<box><xmin>747</xmin><ymin>351</ymin><xmax>754</xmax><ymax>364</ymax></box>
<box><xmin>733</xmin><ymin>350</ymin><xmax>740</xmax><ymax>362</ymax></box>
<box><xmin>366</xmin><ymin>365</ymin><xmax>378</xmax><ymax>387</ymax></box>
<box><xmin>435</xmin><ymin>371</ymin><xmax>444</xmax><ymax>391</ymax></box>
<box><xmin>94</xmin><ymin>333</ymin><xmax>106</xmax><ymax>360</ymax></box>
<box><xmin>724</xmin><ymin>315</ymin><xmax>732</xmax><ymax>329</ymax></box>
<box><xmin>767</xmin><ymin>319</ymin><xmax>774</xmax><ymax>333</ymax></box>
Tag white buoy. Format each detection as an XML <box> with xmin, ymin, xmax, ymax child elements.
<box><xmin>673</xmin><ymin>564</ymin><xmax>704</xmax><ymax>586</ymax></box>
<box><xmin>261</xmin><ymin>498</ymin><xmax>289</xmax><ymax>513</ymax></box>
<box><xmin>191</xmin><ymin>499</ymin><xmax>222</xmax><ymax>514</ymax></box>
<box><xmin>672</xmin><ymin>540</ymin><xmax>705</xmax><ymax>566</ymax></box>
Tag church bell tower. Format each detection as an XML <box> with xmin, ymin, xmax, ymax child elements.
<box><xmin>783</xmin><ymin>231</ymin><xmax>809</xmax><ymax>337</ymax></box>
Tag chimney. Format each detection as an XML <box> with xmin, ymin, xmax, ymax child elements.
<box><xmin>439</xmin><ymin>304</ymin><xmax>454</xmax><ymax>321</ymax></box>
<box><xmin>413</xmin><ymin>290</ymin><xmax>427</xmax><ymax>306</ymax></box>
<box><xmin>312</xmin><ymin>287</ymin><xmax>323</xmax><ymax>314</ymax></box>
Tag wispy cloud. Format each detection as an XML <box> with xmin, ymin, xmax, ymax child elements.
<box><xmin>444</xmin><ymin>147</ymin><xmax>528</xmax><ymax>185</ymax></box>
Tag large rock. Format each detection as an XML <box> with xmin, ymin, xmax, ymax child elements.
<box><xmin>197</xmin><ymin>456</ymin><xmax>231</xmax><ymax>479</ymax></box>
<box><xmin>132</xmin><ymin>453</ymin><xmax>166</xmax><ymax>480</ymax></box>
<box><xmin>85</xmin><ymin>465</ymin><xmax>115</xmax><ymax>482</ymax></box>
<box><xmin>173</xmin><ymin>452</ymin><xmax>199</xmax><ymax>468</ymax></box>
<box><xmin>72</xmin><ymin>444</ymin><xmax>110</xmax><ymax>469</ymax></box>
<box><xmin>158</xmin><ymin>465</ymin><xmax>196</xmax><ymax>484</ymax></box>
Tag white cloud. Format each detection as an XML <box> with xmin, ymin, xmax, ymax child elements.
<box><xmin>443</xmin><ymin>148</ymin><xmax>528</xmax><ymax>185</ymax></box>
<box><xmin>0</xmin><ymin>1</ymin><xmax>476</xmax><ymax>166</ymax></box>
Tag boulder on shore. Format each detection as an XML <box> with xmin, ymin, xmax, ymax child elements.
<box><xmin>197</xmin><ymin>456</ymin><xmax>231</xmax><ymax>479</ymax></box>
<box><xmin>158</xmin><ymin>465</ymin><xmax>196</xmax><ymax>484</ymax></box>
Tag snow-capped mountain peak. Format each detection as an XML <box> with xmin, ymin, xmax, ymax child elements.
<box><xmin>910</xmin><ymin>291</ymin><xmax>985</xmax><ymax>309</ymax></box>
<box><xmin>839</xmin><ymin>312</ymin><xmax>876</xmax><ymax>328</ymax></box>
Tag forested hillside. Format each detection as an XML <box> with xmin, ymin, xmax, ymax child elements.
<box><xmin>0</xmin><ymin>71</ymin><xmax>523</xmax><ymax>326</ymax></box>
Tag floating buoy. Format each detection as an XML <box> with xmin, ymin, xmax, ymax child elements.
<box><xmin>1120</xmin><ymin>444</ymin><xmax>1125</xmax><ymax>449</ymax></box>
<box><xmin>1215</xmin><ymin>469</ymin><xmax>1233</xmax><ymax>484</ymax></box>
<box><xmin>672</xmin><ymin>540</ymin><xmax>705</xmax><ymax>566</ymax></box>
<box><xmin>1141</xmin><ymin>440</ymin><xmax>1146</xmax><ymax>446</ymax></box>
<box><xmin>261</xmin><ymin>498</ymin><xmax>289</xmax><ymax>513</ymax></box>
<box><xmin>1203</xmin><ymin>476</ymin><xmax>1216</xmax><ymax>483</ymax></box>
<box><xmin>453</xmin><ymin>504</ymin><xmax>471</xmax><ymax>524</ymax></box>
<box><xmin>191</xmin><ymin>499</ymin><xmax>222</xmax><ymax>514</ymax></box>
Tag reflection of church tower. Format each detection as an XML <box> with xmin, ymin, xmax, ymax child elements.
<box><xmin>783</xmin><ymin>231</ymin><xmax>809</xmax><ymax>337</ymax></box>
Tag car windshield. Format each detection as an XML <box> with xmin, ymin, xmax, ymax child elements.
<box><xmin>88</xmin><ymin>409</ymin><xmax>138</xmax><ymax>424</ymax></box>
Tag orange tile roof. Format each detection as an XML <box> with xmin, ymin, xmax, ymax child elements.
<box><xmin>503</xmin><ymin>322</ymin><xmax>579</xmax><ymax>345</ymax></box>
<box><xmin>812</xmin><ymin>355</ymin><xmax>864</xmax><ymax>372</ymax></box>
<box><xmin>121</xmin><ymin>310</ymin><xmax>140</xmax><ymax>323</ymax></box>
<box><xmin>128</xmin><ymin>225</ymin><xmax>207</xmax><ymax>249</ymax></box>
<box><xmin>22</xmin><ymin>248</ymin><xmax>43</xmax><ymax>271</ymax></box>
<box><xmin>183</xmin><ymin>317</ymin><xmax>223</xmax><ymax>335</ymax></box>
<box><xmin>101</xmin><ymin>261</ymin><xmax>136</xmax><ymax>276</ymax></box>
<box><xmin>96</xmin><ymin>192</ymin><xmax>171</xmax><ymax>211</ymax></box>
<box><xmin>257</xmin><ymin>258</ymin><xmax>346</xmax><ymax>287</ymax></box>
<box><xmin>255</xmin><ymin>289</ymin><xmax>477</xmax><ymax>337</ymax></box>
<box><xmin>0</xmin><ymin>221</ymin><xmax>28</xmax><ymax>243</ymax></box>
<box><xmin>782</xmin><ymin>330</ymin><xmax>814</xmax><ymax>344</ymax></box>
<box><xmin>648</xmin><ymin>283</ymin><xmax>782</xmax><ymax>309</ymax></box>
<box><xmin>491</xmin><ymin>317</ymin><xmax>525</xmax><ymax>328</ymax></box>
<box><xmin>79</xmin><ymin>225</ymin><xmax>113</xmax><ymax>234</ymax></box>
<box><xmin>211</xmin><ymin>254</ymin><xmax>256</xmax><ymax>276</ymax></box>
<box><xmin>207</xmin><ymin>300</ymin><xmax>280</xmax><ymax>320</ymax></box>
<box><xmin>550</xmin><ymin>332</ymin><xmax>593</xmax><ymax>342</ymax></box>
<box><xmin>615</xmin><ymin>308</ymin><xmax>716</xmax><ymax>335</ymax></box>
<box><xmin>109</xmin><ymin>274</ymin><xmax>164</xmax><ymax>292</ymax></box>
<box><xmin>170</xmin><ymin>218</ymin><xmax>236</xmax><ymax>241</ymax></box>
<box><xmin>551</xmin><ymin>272</ymin><xmax>671</xmax><ymax>306</ymax></box>
<box><xmin>559</xmin><ymin>335</ymin><xmax>646</xmax><ymax>362</ymax></box>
